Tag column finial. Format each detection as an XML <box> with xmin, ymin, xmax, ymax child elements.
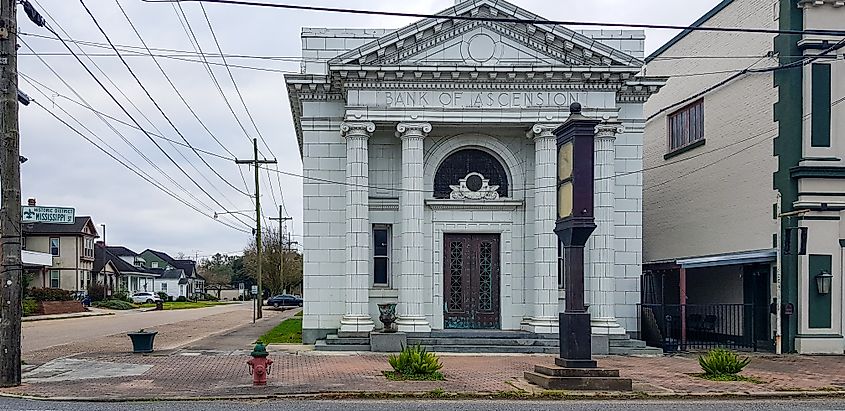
<box><xmin>395</xmin><ymin>122</ymin><xmax>432</xmax><ymax>139</ymax></box>
<box><xmin>341</xmin><ymin>122</ymin><xmax>376</xmax><ymax>139</ymax></box>
<box><xmin>594</xmin><ymin>120</ymin><xmax>624</xmax><ymax>140</ymax></box>
<box><xmin>527</xmin><ymin>124</ymin><xmax>557</xmax><ymax>140</ymax></box>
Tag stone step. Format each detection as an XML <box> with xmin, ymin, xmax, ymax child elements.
<box><xmin>408</xmin><ymin>338</ymin><xmax>558</xmax><ymax>347</ymax></box>
<box><xmin>426</xmin><ymin>330</ymin><xmax>538</xmax><ymax>339</ymax></box>
<box><xmin>314</xmin><ymin>340</ymin><xmax>371</xmax><ymax>351</ymax></box>
<box><xmin>524</xmin><ymin>371</ymin><xmax>633</xmax><ymax>391</ymax></box>
<box><xmin>608</xmin><ymin>346</ymin><xmax>663</xmax><ymax>356</ymax></box>
<box><xmin>607</xmin><ymin>338</ymin><xmax>647</xmax><ymax>348</ymax></box>
<box><xmin>324</xmin><ymin>334</ymin><xmax>370</xmax><ymax>345</ymax></box>
<box><xmin>420</xmin><ymin>345</ymin><xmax>558</xmax><ymax>354</ymax></box>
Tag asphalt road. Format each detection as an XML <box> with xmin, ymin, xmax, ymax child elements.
<box><xmin>1</xmin><ymin>399</ymin><xmax>845</xmax><ymax>411</ymax></box>
<box><xmin>22</xmin><ymin>302</ymin><xmax>251</xmax><ymax>353</ymax></box>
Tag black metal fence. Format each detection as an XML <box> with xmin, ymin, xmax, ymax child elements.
<box><xmin>639</xmin><ymin>303</ymin><xmax>769</xmax><ymax>352</ymax></box>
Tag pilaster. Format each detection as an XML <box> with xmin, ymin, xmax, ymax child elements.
<box><xmin>395</xmin><ymin>122</ymin><xmax>432</xmax><ymax>333</ymax></box>
<box><xmin>590</xmin><ymin>121</ymin><xmax>626</xmax><ymax>335</ymax></box>
<box><xmin>524</xmin><ymin>124</ymin><xmax>560</xmax><ymax>334</ymax></box>
<box><xmin>339</xmin><ymin>121</ymin><xmax>376</xmax><ymax>333</ymax></box>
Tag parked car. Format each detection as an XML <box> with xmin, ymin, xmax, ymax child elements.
<box><xmin>266</xmin><ymin>294</ymin><xmax>302</xmax><ymax>308</ymax></box>
<box><xmin>131</xmin><ymin>292</ymin><xmax>162</xmax><ymax>304</ymax></box>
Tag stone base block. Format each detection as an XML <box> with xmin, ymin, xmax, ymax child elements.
<box><xmin>591</xmin><ymin>334</ymin><xmax>609</xmax><ymax>355</ymax></box>
<box><xmin>525</xmin><ymin>363</ymin><xmax>632</xmax><ymax>391</ymax></box>
<box><xmin>795</xmin><ymin>335</ymin><xmax>845</xmax><ymax>354</ymax></box>
<box><xmin>370</xmin><ymin>332</ymin><xmax>407</xmax><ymax>352</ymax></box>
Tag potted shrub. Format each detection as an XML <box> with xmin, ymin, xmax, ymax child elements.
<box><xmin>127</xmin><ymin>328</ymin><xmax>158</xmax><ymax>353</ymax></box>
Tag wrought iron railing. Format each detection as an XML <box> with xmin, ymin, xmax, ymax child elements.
<box><xmin>638</xmin><ymin>303</ymin><xmax>769</xmax><ymax>352</ymax></box>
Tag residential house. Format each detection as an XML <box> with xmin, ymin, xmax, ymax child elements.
<box><xmin>287</xmin><ymin>0</ymin><xmax>665</xmax><ymax>346</ymax></box>
<box><xmin>23</xmin><ymin>214</ymin><xmax>99</xmax><ymax>292</ymax></box>
<box><xmin>156</xmin><ymin>268</ymin><xmax>190</xmax><ymax>299</ymax></box>
<box><xmin>140</xmin><ymin>250</ymin><xmax>201</xmax><ymax>297</ymax></box>
<box><xmin>93</xmin><ymin>244</ymin><xmax>159</xmax><ymax>296</ymax></box>
<box><xmin>643</xmin><ymin>0</ymin><xmax>844</xmax><ymax>354</ymax></box>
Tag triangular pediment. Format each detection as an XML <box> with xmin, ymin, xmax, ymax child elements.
<box><xmin>329</xmin><ymin>0</ymin><xmax>642</xmax><ymax>69</ymax></box>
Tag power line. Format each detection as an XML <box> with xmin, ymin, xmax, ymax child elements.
<box><xmin>29</xmin><ymin>98</ymin><xmax>251</xmax><ymax>234</ymax></box>
<box><xmin>28</xmin><ymin>1</ymin><xmax>254</xmax><ymax>230</ymax></box>
<box><xmin>110</xmin><ymin>0</ymin><xmax>251</xmax><ymax>197</ymax></box>
<box><xmin>142</xmin><ymin>0</ymin><xmax>845</xmax><ymax>37</ymax></box>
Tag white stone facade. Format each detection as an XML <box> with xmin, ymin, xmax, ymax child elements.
<box><xmin>288</xmin><ymin>0</ymin><xmax>663</xmax><ymax>343</ymax></box>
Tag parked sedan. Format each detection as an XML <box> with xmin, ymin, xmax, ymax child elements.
<box><xmin>266</xmin><ymin>294</ymin><xmax>302</xmax><ymax>308</ymax></box>
<box><xmin>131</xmin><ymin>292</ymin><xmax>162</xmax><ymax>304</ymax></box>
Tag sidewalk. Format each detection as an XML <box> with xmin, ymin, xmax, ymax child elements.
<box><xmin>4</xmin><ymin>347</ymin><xmax>845</xmax><ymax>401</ymax></box>
<box><xmin>22</xmin><ymin>308</ymin><xmax>114</xmax><ymax>322</ymax></box>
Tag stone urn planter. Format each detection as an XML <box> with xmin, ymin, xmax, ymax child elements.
<box><xmin>127</xmin><ymin>329</ymin><xmax>157</xmax><ymax>353</ymax></box>
<box><xmin>377</xmin><ymin>303</ymin><xmax>397</xmax><ymax>333</ymax></box>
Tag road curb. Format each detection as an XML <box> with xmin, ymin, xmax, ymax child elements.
<box><xmin>2</xmin><ymin>389</ymin><xmax>844</xmax><ymax>403</ymax></box>
<box><xmin>22</xmin><ymin>312</ymin><xmax>114</xmax><ymax>322</ymax></box>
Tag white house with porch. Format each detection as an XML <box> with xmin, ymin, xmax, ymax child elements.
<box><xmin>288</xmin><ymin>0</ymin><xmax>664</xmax><ymax>350</ymax></box>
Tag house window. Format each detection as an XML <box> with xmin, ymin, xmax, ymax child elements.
<box><xmin>83</xmin><ymin>237</ymin><xmax>94</xmax><ymax>258</ymax></box>
<box><xmin>667</xmin><ymin>99</ymin><xmax>704</xmax><ymax>152</ymax></box>
<box><xmin>161</xmin><ymin>283</ymin><xmax>167</xmax><ymax>291</ymax></box>
<box><xmin>50</xmin><ymin>237</ymin><xmax>60</xmax><ymax>256</ymax></box>
<box><xmin>811</xmin><ymin>63</ymin><xmax>831</xmax><ymax>147</ymax></box>
<box><xmin>49</xmin><ymin>270</ymin><xmax>60</xmax><ymax>288</ymax></box>
<box><xmin>151</xmin><ymin>261</ymin><xmax>159</xmax><ymax>268</ymax></box>
<box><xmin>373</xmin><ymin>225</ymin><xmax>391</xmax><ymax>286</ymax></box>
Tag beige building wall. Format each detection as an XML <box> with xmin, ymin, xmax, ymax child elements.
<box><xmin>25</xmin><ymin>233</ymin><xmax>95</xmax><ymax>291</ymax></box>
<box><xmin>643</xmin><ymin>0</ymin><xmax>779</xmax><ymax>263</ymax></box>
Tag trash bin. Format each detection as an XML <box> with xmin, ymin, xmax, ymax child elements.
<box><xmin>155</xmin><ymin>300</ymin><xmax>164</xmax><ymax>311</ymax></box>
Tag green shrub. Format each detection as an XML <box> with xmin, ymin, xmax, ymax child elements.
<box><xmin>93</xmin><ymin>299</ymin><xmax>136</xmax><ymax>310</ymax></box>
<box><xmin>157</xmin><ymin>292</ymin><xmax>168</xmax><ymax>301</ymax></box>
<box><xmin>28</xmin><ymin>287</ymin><xmax>74</xmax><ymax>302</ymax></box>
<box><xmin>698</xmin><ymin>348</ymin><xmax>751</xmax><ymax>376</ymax></box>
<box><xmin>22</xmin><ymin>298</ymin><xmax>38</xmax><ymax>316</ymax></box>
<box><xmin>203</xmin><ymin>293</ymin><xmax>219</xmax><ymax>301</ymax></box>
<box><xmin>176</xmin><ymin>296</ymin><xmax>187</xmax><ymax>302</ymax></box>
<box><xmin>112</xmin><ymin>291</ymin><xmax>130</xmax><ymax>302</ymax></box>
<box><xmin>388</xmin><ymin>344</ymin><xmax>443</xmax><ymax>379</ymax></box>
<box><xmin>87</xmin><ymin>284</ymin><xmax>106</xmax><ymax>302</ymax></box>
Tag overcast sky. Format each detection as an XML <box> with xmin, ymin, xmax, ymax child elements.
<box><xmin>17</xmin><ymin>0</ymin><xmax>722</xmax><ymax>259</ymax></box>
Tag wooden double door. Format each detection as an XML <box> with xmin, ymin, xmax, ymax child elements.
<box><xmin>443</xmin><ymin>234</ymin><xmax>500</xmax><ymax>329</ymax></box>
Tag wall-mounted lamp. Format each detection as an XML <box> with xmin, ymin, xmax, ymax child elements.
<box><xmin>815</xmin><ymin>270</ymin><xmax>833</xmax><ymax>295</ymax></box>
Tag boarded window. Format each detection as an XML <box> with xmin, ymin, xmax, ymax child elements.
<box><xmin>667</xmin><ymin>100</ymin><xmax>704</xmax><ymax>152</ymax></box>
<box><xmin>434</xmin><ymin>149</ymin><xmax>508</xmax><ymax>198</ymax></box>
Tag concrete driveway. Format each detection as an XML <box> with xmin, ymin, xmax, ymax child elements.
<box><xmin>22</xmin><ymin>302</ymin><xmax>253</xmax><ymax>353</ymax></box>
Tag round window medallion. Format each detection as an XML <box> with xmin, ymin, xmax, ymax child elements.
<box><xmin>467</xmin><ymin>33</ymin><xmax>496</xmax><ymax>63</ymax></box>
<box><xmin>466</xmin><ymin>174</ymin><xmax>483</xmax><ymax>192</ymax></box>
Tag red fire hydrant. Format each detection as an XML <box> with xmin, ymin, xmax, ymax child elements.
<box><xmin>247</xmin><ymin>342</ymin><xmax>273</xmax><ymax>386</ymax></box>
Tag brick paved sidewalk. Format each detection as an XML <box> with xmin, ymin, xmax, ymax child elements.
<box><xmin>4</xmin><ymin>349</ymin><xmax>845</xmax><ymax>400</ymax></box>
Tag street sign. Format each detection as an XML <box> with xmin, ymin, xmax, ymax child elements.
<box><xmin>251</xmin><ymin>285</ymin><xmax>258</xmax><ymax>295</ymax></box>
<box><xmin>239</xmin><ymin>283</ymin><xmax>245</xmax><ymax>294</ymax></box>
<box><xmin>21</xmin><ymin>206</ymin><xmax>75</xmax><ymax>224</ymax></box>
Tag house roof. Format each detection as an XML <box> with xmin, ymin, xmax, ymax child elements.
<box><xmin>23</xmin><ymin>216</ymin><xmax>99</xmax><ymax>237</ymax></box>
<box><xmin>143</xmin><ymin>249</ymin><xmax>197</xmax><ymax>277</ymax></box>
<box><xmin>94</xmin><ymin>244</ymin><xmax>159</xmax><ymax>276</ymax></box>
<box><xmin>646</xmin><ymin>0</ymin><xmax>735</xmax><ymax>63</ymax></box>
<box><xmin>159</xmin><ymin>268</ymin><xmax>185</xmax><ymax>280</ymax></box>
<box><xmin>104</xmin><ymin>245</ymin><xmax>138</xmax><ymax>257</ymax></box>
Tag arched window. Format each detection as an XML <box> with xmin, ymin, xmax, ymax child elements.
<box><xmin>434</xmin><ymin>148</ymin><xmax>509</xmax><ymax>199</ymax></box>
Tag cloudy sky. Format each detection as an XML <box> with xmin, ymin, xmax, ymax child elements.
<box><xmin>17</xmin><ymin>0</ymin><xmax>722</xmax><ymax>259</ymax></box>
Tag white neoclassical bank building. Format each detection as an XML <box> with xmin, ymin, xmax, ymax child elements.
<box><xmin>286</xmin><ymin>0</ymin><xmax>665</xmax><ymax>346</ymax></box>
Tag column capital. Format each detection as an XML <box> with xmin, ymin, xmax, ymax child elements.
<box><xmin>395</xmin><ymin>122</ymin><xmax>432</xmax><ymax>139</ymax></box>
<box><xmin>594</xmin><ymin>121</ymin><xmax>624</xmax><ymax>140</ymax></box>
<box><xmin>340</xmin><ymin>122</ymin><xmax>375</xmax><ymax>139</ymax></box>
<box><xmin>527</xmin><ymin>124</ymin><xmax>558</xmax><ymax>141</ymax></box>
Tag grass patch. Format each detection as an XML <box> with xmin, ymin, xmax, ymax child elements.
<box><xmin>138</xmin><ymin>301</ymin><xmax>229</xmax><ymax>310</ymax></box>
<box><xmin>257</xmin><ymin>316</ymin><xmax>302</xmax><ymax>344</ymax></box>
<box><xmin>695</xmin><ymin>373</ymin><xmax>765</xmax><ymax>384</ymax></box>
<box><xmin>383</xmin><ymin>371</ymin><xmax>445</xmax><ymax>381</ymax></box>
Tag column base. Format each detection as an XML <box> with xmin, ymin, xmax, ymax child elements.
<box><xmin>395</xmin><ymin>315</ymin><xmax>431</xmax><ymax>333</ymax></box>
<box><xmin>339</xmin><ymin>314</ymin><xmax>375</xmax><ymax>333</ymax></box>
<box><xmin>521</xmin><ymin>316</ymin><xmax>559</xmax><ymax>334</ymax></box>
<box><xmin>590</xmin><ymin>316</ymin><xmax>627</xmax><ymax>335</ymax></box>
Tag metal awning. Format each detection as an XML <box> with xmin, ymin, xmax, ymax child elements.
<box><xmin>675</xmin><ymin>249</ymin><xmax>776</xmax><ymax>269</ymax></box>
<box><xmin>22</xmin><ymin>250</ymin><xmax>52</xmax><ymax>267</ymax></box>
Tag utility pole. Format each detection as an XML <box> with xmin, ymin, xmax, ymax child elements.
<box><xmin>0</xmin><ymin>0</ymin><xmax>21</xmax><ymax>387</ymax></box>
<box><xmin>236</xmin><ymin>138</ymin><xmax>276</xmax><ymax>319</ymax></box>
<box><xmin>270</xmin><ymin>207</ymin><xmax>291</xmax><ymax>294</ymax></box>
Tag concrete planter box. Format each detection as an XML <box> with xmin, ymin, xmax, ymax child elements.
<box><xmin>127</xmin><ymin>331</ymin><xmax>158</xmax><ymax>353</ymax></box>
<box><xmin>36</xmin><ymin>301</ymin><xmax>85</xmax><ymax>315</ymax></box>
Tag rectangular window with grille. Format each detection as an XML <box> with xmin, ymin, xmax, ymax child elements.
<box><xmin>50</xmin><ymin>270</ymin><xmax>60</xmax><ymax>288</ymax></box>
<box><xmin>667</xmin><ymin>99</ymin><xmax>704</xmax><ymax>153</ymax></box>
<box><xmin>372</xmin><ymin>225</ymin><xmax>391</xmax><ymax>287</ymax></box>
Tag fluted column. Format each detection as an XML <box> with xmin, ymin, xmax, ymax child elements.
<box><xmin>524</xmin><ymin>124</ymin><xmax>559</xmax><ymax>334</ymax></box>
<box><xmin>395</xmin><ymin>122</ymin><xmax>432</xmax><ymax>333</ymax></box>
<box><xmin>339</xmin><ymin>122</ymin><xmax>376</xmax><ymax>333</ymax></box>
<box><xmin>590</xmin><ymin>120</ymin><xmax>626</xmax><ymax>335</ymax></box>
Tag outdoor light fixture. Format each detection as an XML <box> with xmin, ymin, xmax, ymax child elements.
<box><xmin>815</xmin><ymin>270</ymin><xmax>833</xmax><ymax>295</ymax></box>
